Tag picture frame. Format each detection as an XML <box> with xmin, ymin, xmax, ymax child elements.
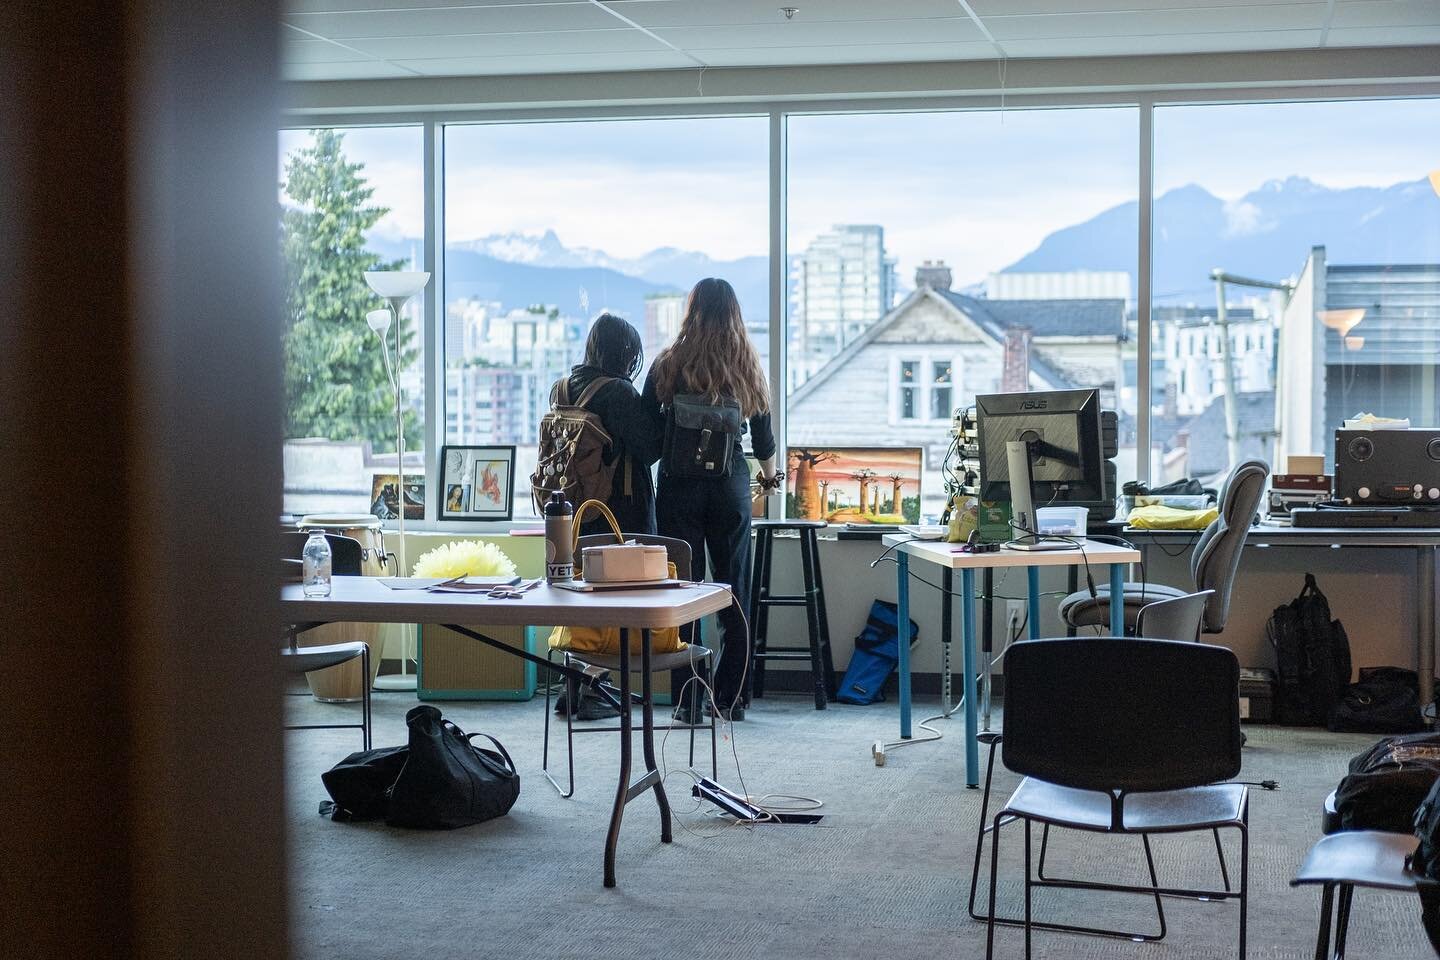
<box><xmin>370</xmin><ymin>473</ymin><xmax>425</xmax><ymax>522</ymax></box>
<box><xmin>440</xmin><ymin>444</ymin><xmax>516</xmax><ymax>521</ymax></box>
<box><xmin>785</xmin><ymin>446</ymin><xmax>923</xmax><ymax>524</ymax></box>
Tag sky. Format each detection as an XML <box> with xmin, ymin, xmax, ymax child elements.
<box><xmin>279</xmin><ymin>97</ymin><xmax>1440</xmax><ymax>286</ymax></box>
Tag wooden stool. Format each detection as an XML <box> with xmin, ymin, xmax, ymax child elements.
<box><xmin>749</xmin><ymin>519</ymin><xmax>836</xmax><ymax>709</ymax></box>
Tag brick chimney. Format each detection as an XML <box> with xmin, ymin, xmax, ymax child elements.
<box><xmin>915</xmin><ymin>260</ymin><xmax>952</xmax><ymax>291</ymax></box>
<box><xmin>1001</xmin><ymin>326</ymin><xmax>1032</xmax><ymax>392</ymax></box>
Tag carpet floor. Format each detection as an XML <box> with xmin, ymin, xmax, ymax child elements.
<box><xmin>285</xmin><ymin>688</ymin><xmax>1432</xmax><ymax>959</ymax></box>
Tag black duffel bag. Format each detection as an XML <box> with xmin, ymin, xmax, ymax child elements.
<box><xmin>1328</xmin><ymin>666</ymin><xmax>1426</xmax><ymax>734</ymax></box>
<box><xmin>321</xmin><ymin>705</ymin><xmax>519</xmax><ymax>829</ymax></box>
<box><xmin>1334</xmin><ymin>732</ymin><xmax>1440</xmax><ymax>833</ymax></box>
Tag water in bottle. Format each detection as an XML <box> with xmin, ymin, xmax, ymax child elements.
<box><xmin>302</xmin><ymin>530</ymin><xmax>333</xmax><ymax>597</ymax></box>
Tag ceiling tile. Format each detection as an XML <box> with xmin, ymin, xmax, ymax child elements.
<box><xmin>1331</xmin><ymin>0</ymin><xmax>1440</xmax><ymax>29</ymax></box>
<box><xmin>398</xmin><ymin>50</ymin><xmax>697</xmax><ymax>76</ymax></box>
<box><xmin>968</xmin><ymin>0</ymin><xmax>1324</xmax><ymax>12</ymax></box>
<box><xmin>653</xmin><ymin>18</ymin><xmax>985</xmax><ymax>51</ymax></box>
<box><xmin>347</xmin><ymin>28</ymin><xmax>667</xmax><ymax>60</ymax></box>
<box><xmin>608</xmin><ymin>0</ymin><xmax>964</xmax><ymax>28</ymax></box>
<box><xmin>287</xmin><ymin>3</ymin><xmax>617</xmax><ymax>40</ymax></box>
<box><xmin>1325</xmin><ymin>25</ymin><xmax>1440</xmax><ymax>46</ymax></box>
<box><xmin>692</xmin><ymin>40</ymin><xmax>1000</xmax><ymax>67</ymax></box>
<box><xmin>1001</xmin><ymin>29</ymin><xmax>1323</xmax><ymax>58</ymax></box>
<box><xmin>288</xmin><ymin>0</ymin><xmax>576</xmax><ymax>11</ymax></box>
<box><xmin>283</xmin><ymin>59</ymin><xmax>417</xmax><ymax>81</ymax></box>
<box><xmin>285</xmin><ymin>36</ymin><xmax>377</xmax><ymax>63</ymax></box>
<box><xmin>985</xmin><ymin>7</ymin><xmax>1329</xmax><ymax>42</ymax></box>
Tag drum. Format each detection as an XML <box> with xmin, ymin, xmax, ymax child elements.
<box><xmin>296</xmin><ymin>514</ymin><xmax>390</xmax><ymax>701</ymax></box>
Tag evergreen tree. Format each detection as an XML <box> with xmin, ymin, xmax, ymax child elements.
<box><xmin>280</xmin><ymin>129</ymin><xmax>417</xmax><ymax>447</ymax></box>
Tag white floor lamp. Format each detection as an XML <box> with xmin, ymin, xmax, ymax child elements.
<box><xmin>364</xmin><ymin>269</ymin><xmax>430</xmax><ymax>691</ymax></box>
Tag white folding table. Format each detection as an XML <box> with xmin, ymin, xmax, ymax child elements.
<box><xmin>282</xmin><ymin>577</ymin><xmax>732</xmax><ymax>888</ymax></box>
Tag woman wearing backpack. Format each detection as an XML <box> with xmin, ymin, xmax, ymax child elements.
<box><xmin>554</xmin><ymin>313</ymin><xmax>660</xmax><ymax>537</ymax></box>
<box><xmin>643</xmin><ymin>277</ymin><xmax>779</xmax><ymax>720</ymax></box>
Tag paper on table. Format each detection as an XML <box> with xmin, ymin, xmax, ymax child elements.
<box><xmin>379</xmin><ymin>576</ymin><xmax>521</xmax><ymax>590</ymax></box>
<box><xmin>1344</xmin><ymin>412</ymin><xmax>1410</xmax><ymax>430</ymax></box>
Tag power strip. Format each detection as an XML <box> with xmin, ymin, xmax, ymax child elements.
<box><xmin>692</xmin><ymin>776</ymin><xmax>767</xmax><ymax>821</ymax></box>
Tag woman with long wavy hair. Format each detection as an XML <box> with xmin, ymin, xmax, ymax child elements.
<box><xmin>642</xmin><ymin>277</ymin><xmax>778</xmax><ymax>720</ymax></box>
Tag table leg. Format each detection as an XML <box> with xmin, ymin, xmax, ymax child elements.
<box><xmin>605</xmin><ymin>627</ymin><xmax>634</xmax><ymax>888</ymax></box>
<box><xmin>1110</xmin><ymin>563</ymin><xmax>1126</xmax><ymax>637</ymax></box>
<box><xmin>639</xmin><ymin>628</ymin><xmax>672</xmax><ymax>843</ymax></box>
<box><xmin>898</xmin><ymin>550</ymin><xmax>912</xmax><ymax>740</ymax></box>
<box><xmin>1420</xmin><ymin>546</ymin><xmax>1436</xmax><ymax>717</ymax></box>
<box><xmin>1027</xmin><ymin>565</ymin><xmax>1042</xmax><ymax>641</ymax></box>
<box><xmin>961</xmin><ymin>567</ymin><xmax>978</xmax><ymax>788</ymax></box>
<box><xmin>982</xmin><ymin>568</ymin><xmax>994</xmax><ymax>732</ymax></box>
<box><xmin>942</xmin><ymin>567</ymin><xmax>954</xmax><ymax>716</ymax></box>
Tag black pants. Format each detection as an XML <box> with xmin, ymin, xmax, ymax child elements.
<box><xmin>657</xmin><ymin>464</ymin><xmax>752</xmax><ymax>709</ymax></box>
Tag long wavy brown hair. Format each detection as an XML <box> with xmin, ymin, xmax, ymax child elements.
<box><xmin>650</xmin><ymin>277</ymin><xmax>770</xmax><ymax>417</ymax></box>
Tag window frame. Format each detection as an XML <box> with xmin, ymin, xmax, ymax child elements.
<box><xmin>285</xmin><ymin>81</ymin><xmax>1440</xmax><ymax>529</ymax></box>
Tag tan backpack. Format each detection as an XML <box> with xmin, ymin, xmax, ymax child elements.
<box><xmin>530</xmin><ymin>377</ymin><xmax>628</xmax><ymax>515</ymax></box>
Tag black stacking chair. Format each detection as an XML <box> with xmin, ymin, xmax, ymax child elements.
<box><xmin>541</xmin><ymin>533</ymin><xmax>716</xmax><ymax>797</ymax></box>
<box><xmin>1061</xmin><ymin>460</ymin><xmax>1268</xmax><ymax>635</ymax></box>
<box><xmin>971</xmin><ymin>637</ymin><xmax>1248</xmax><ymax>959</ymax></box>
<box><xmin>280</xmin><ymin>532</ymin><xmax>371</xmax><ymax>750</ymax></box>
<box><xmin>1292</xmin><ymin>830</ymin><xmax>1440</xmax><ymax>959</ymax></box>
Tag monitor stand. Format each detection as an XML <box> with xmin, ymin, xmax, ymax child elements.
<box><xmin>1006</xmin><ymin>439</ymin><xmax>1072</xmax><ymax>551</ymax></box>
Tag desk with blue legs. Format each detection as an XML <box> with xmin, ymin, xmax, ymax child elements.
<box><xmin>881</xmin><ymin>536</ymin><xmax>1141</xmax><ymax>788</ymax></box>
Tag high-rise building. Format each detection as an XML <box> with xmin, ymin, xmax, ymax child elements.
<box><xmin>789</xmin><ymin>224</ymin><xmax>897</xmax><ymax>387</ymax></box>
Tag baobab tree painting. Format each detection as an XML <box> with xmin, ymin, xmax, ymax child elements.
<box><xmin>785</xmin><ymin>447</ymin><xmax>923</xmax><ymax>524</ymax></box>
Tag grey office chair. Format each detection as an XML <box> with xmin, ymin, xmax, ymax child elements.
<box><xmin>1136</xmin><ymin>590</ymin><xmax>1215</xmax><ymax>643</ymax></box>
<box><xmin>280</xmin><ymin>532</ymin><xmax>371</xmax><ymax>750</ymax></box>
<box><xmin>1060</xmin><ymin>459</ymin><xmax>1269</xmax><ymax>635</ymax></box>
<box><xmin>542</xmin><ymin>533</ymin><xmax>716</xmax><ymax>797</ymax></box>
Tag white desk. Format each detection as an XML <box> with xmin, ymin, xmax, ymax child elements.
<box><xmin>881</xmin><ymin>537</ymin><xmax>1141</xmax><ymax>787</ymax></box>
<box><xmin>282</xmin><ymin>577</ymin><xmax>732</xmax><ymax>887</ymax></box>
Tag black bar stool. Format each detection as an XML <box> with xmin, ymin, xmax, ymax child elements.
<box><xmin>748</xmin><ymin>519</ymin><xmax>837</xmax><ymax>709</ymax></box>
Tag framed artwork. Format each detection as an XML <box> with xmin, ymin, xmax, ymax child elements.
<box><xmin>440</xmin><ymin>445</ymin><xmax>516</xmax><ymax>521</ymax></box>
<box><xmin>785</xmin><ymin>446</ymin><xmax>923</xmax><ymax>524</ymax></box>
<box><xmin>370</xmin><ymin>473</ymin><xmax>425</xmax><ymax>522</ymax></box>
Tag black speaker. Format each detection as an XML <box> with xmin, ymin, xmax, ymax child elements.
<box><xmin>1333</xmin><ymin>428</ymin><xmax>1440</xmax><ymax>505</ymax></box>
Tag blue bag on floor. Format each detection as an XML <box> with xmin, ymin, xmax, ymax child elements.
<box><xmin>837</xmin><ymin>599</ymin><xmax>919</xmax><ymax>705</ymax></box>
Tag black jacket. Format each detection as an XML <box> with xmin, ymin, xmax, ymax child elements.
<box><xmin>639</xmin><ymin>369</ymin><xmax>776</xmax><ymax>476</ymax></box>
<box><xmin>555</xmin><ymin>365</ymin><xmax>660</xmax><ymax>535</ymax></box>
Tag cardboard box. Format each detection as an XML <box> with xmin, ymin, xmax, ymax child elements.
<box><xmin>1287</xmin><ymin>455</ymin><xmax>1326</xmax><ymax>476</ymax></box>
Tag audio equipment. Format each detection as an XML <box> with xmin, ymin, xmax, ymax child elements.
<box><xmin>1333</xmin><ymin>428</ymin><xmax>1440</xmax><ymax>505</ymax></box>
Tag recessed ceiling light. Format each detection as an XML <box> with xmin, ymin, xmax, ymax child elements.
<box><xmin>780</xmin><ymin>7</ymin><xmax>798</xmax><ymax>20</ymax></box>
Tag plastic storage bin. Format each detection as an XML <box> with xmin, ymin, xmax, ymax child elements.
<box><xmin>1035</xmin><ymin>506</ymin><xmax>1088</xmax><ymax>536</ymax></box>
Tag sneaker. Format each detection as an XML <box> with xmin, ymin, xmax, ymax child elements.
<box><xmin>705</xmin><ymin>701</ymin><xmax>745</xmax><ymax>722</ymax></box>
<box><xmin>671</xmin><ymin>702</ymin><xmax>702</xmax><ymax>725</ymax></box>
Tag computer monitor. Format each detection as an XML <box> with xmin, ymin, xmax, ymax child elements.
<box><xmin>975</xmin><ymin>388</ymin><xmax>1108</xmax><ymax>541</ymax></box>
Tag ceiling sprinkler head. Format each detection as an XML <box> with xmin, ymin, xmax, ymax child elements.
<box><xmin>780</xmin><ymin>6</ymin><xmax>798</xmax><ymax>19</ymax></box>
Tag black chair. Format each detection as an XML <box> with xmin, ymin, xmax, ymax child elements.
<box><xmin>749</xmin><ymin>519</ymin><xmax>836</xmax><ymax>709</ymax></box>
<box><xmin>280</xmin><ymin>532</ymin><xmax>371</xmax><ymax>750</ymax></box>
<box><xmin>1292</xmin><ymin>830</ymin><xmax>1440</xmax><ymax>959</ymax></box>
<box><xmin>971</xmin><ymin>637</ymin><xmax>1248</xmax><ymax>959</ymax></box>
<box><xmin>1061</xmin><ymin>460</ymin><xmax>1268</xmax><ymax>636</ymax></box>
<box><xmin>542</xmin><ymin>533</ymin><xmax>716</xmax><ymax>798</ymax></box>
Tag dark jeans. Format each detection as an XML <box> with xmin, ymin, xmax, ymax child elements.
<box><xmin>657</xmin><ymin>464</ymin><xmax>752</xmax><ymax>709</ymax></box>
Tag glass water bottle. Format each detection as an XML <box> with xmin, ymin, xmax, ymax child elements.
<box><xmin>302</xmin><ymin>530</ymin><xmax>333</xmax><ymax>597</ymax></box>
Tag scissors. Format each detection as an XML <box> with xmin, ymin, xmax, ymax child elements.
<box><xmin>486</xmin><ymin>579</ymin><xmax>542</xmax><ymax>600</ymax></box>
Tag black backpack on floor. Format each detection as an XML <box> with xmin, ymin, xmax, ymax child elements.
<box><xmin>1266</xmin><ymin>573</ymin><xmax>1351</xmax><ymax>725</ymax></box>
<box><xmin>1328</xmin><ymin>666</ymin><xmax>1426</xmax><ymax>734</ymax></box>
<box><xmin>321</xmin><ymin>705</ymin><xmax>519</xmax><ymax>829</ymax></box>
<box><xmin>1334</xmin><ymin>732</ymin><xmax>1440</xmax><ymax>833</ymax></box>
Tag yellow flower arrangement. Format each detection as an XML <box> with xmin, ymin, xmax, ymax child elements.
<box><xmin>411</xmin><ymin>540</ymin><xmax>518</xmax><ymax>579</ymax></box>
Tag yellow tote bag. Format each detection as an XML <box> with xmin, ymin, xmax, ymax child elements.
<box><xmin>547</xmin><ymin>500</ymin><xmax>688</xmax><ymax>656</ymax></box>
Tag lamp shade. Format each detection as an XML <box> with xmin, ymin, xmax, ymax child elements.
<box><xmin>364</xmin><ymin>270</ymin><xmax>430</xmax><ymax>300</ymax></box>
<box><xmin>366</xmin><ymin>309</ymin><xmax>392</xmax><ymax>334</ymax></box>
<box><xmin>1318</xmin><ymin>308</ymin><xmax>1365</xmax><ymax>337</ymax></box>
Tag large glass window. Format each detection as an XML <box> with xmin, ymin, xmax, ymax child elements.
<box><xmin>786</xmin><ymin>107</ymin><xmax>1139</xmax><ymax>518</ymax></box>
<box><xmin>277</xmin><ymin>126</ymin><xmax>425</xmax><ymax>517</ymax></box>
<box><xmin>1151</xmin><ymin>98</ymin><xmax>1440</xmax><ymax>483</ymax></box>
<box><xmin>442</xmin><ymin>117</ymin><xmax>768</xmax><ymax>518</ymax></box>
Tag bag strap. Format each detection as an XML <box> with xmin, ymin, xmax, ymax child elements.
<box><xmin>571</xmin><ymin>498</ymin><xmax>625</xmax><ymax>557</ymax></box>
<box><xmin>554</xmin><ymin>378</ymin><xmax>570</xmax><ymax>407</ymax></box>
<box><xmin>572</xmin><ymin>376</ymin><xmax>616</xmax><ymax>410</ymax></box>
<box><xmin>465</xmin><ymin>732</ymin><xmax>517</xmax><ymax>775</ymax></box>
